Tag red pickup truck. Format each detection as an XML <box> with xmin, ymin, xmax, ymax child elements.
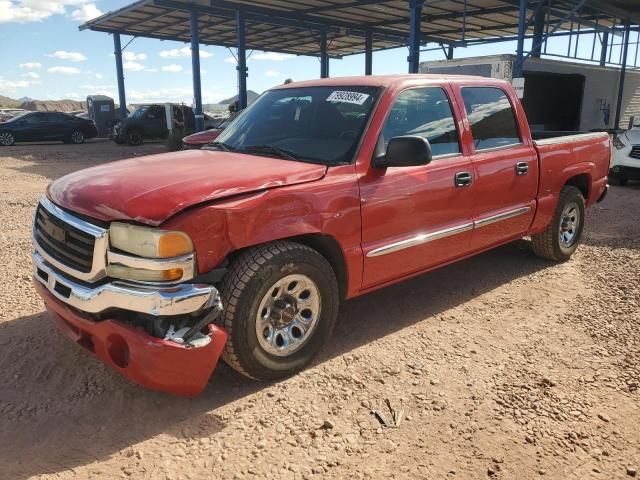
<box><xmin>32</xmin><ymin>75</ymin><xmax>610</xmax><ymax>396</ymax></box>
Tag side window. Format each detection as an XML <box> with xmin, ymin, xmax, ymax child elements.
<box><xmin>23</xmin><ymin>113</ymin><xmax>44</xmax><ymax>124</ymax></box>
<box><xmin>147</xmin><ymin>106</ymin><xmax>164</xmax><ymax>119</ymax></box>
<box><xmin>381</xmin><ymin>87</ymin><xmax>460</xmax><ymax>158</ymax></box>
<box><xmin>461</xmin><ymin>87</ymin><xmax>521</xmax><ymax>151</ymax></box>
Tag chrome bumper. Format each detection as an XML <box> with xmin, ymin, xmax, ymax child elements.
<box><xmin>33</xmin><ymin>251</ymin><xmax>220</xmax><ymax>316</ymax></box>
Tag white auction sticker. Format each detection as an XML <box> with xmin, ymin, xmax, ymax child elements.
<box><xmin>326</xmin><ymin>91</ymin><xmax>370</xmax><ymax>105</ymax></box>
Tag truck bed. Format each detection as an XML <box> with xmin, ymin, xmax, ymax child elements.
<box><xmin>533</xmin><ymin>131</ymin><xmax>611</xmax><ymax>207</ymax></box>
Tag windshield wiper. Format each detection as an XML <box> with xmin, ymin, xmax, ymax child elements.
<box><xmin>205</xmin><ymin>141</ymin><xmax>236</xmax><ymax>152</ymax></box>
<box><xmin>243</xmin><ymin>144</ymin><xmax>299</xmax><ymax>161</ymax></box>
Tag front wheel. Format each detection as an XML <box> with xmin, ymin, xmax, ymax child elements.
<box><xmin>0</xmin><ymin>132</ymin><xmax>15</xmax><ymax>146</ymax></box>
<box><xmin>219</xmin><ymin>241</ymin><xmax>339</xmax><ymax>380</ymax></box>
<box><xmin>531</xmin><ymin>186</ymin><xmax>585</xmax><ymax>262</ymax></box>
<box><xmin>127</xmin><ymin>130</ymin><xmax>143</xmax><ymax>146</ymax></box>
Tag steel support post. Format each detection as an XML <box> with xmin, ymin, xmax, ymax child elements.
<box><xmin>532</xmin><ymin>4</ymin><xmax>546</xmax><ymax>58</ymax></box>
<box><xmin>600</xmin><ymin>31</ymin><xmax>609</xmax><ymax>66</ymax></box>
<box><xmin>236</xmin><ymin>10</ymin><xmax>248</xmax><ymax>110</ymax></box>
<box><xmin>615</xmin><ymin>22</ymin><xmax>632</xmax><ymax>130</ymax></box>
<box><xmin>513</xmin><ymin>0</ymin><xmax>527</xmax><ymax>77</ymax></box>
<box><xmin>113</xmin><ymin>33</ymin><xmax>127</xmax><ymax>119</ymax></box>
<box><xmin>447</xmin><ymin>45</ymin><xmax>454</xmax><ymax>60</ymax></box>
<box><xmin>320</xmin><ymin>31</ymin><xmax>329</xmax><ymax>78</ymax></box>
<box><xmin>365</xmin><ymin>30</ymin><xmax>373</xmax><ymax>75</ymax></box>
<box><xmin>189</xmin><ymin>10</ymin><xmax>204</xmax><ymax>132</ymax></box>
<box><xmin>408</xmin><ymin>0</ymin><xmax>424</xmax><ymax>73</ymax></box>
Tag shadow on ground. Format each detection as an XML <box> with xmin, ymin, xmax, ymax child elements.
<box><xmin>0</xmin><ymin>240</ymin><xmax>552</xmax><ymax>479</ymax></box>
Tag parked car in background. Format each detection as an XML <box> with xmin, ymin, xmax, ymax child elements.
<box><xmin>113</xmin><ymin>104</ymin><xmax>195</xmax><ymax>145</ymax></box>
<box><xmin>32</xmin><ymin>75</ymin><xmax>610</xmax><ymax>396</ymax></box>
<box><xmin>611</xmin><ymin>127</ymin><xmax>640</xmax><ymax>185</ymax></box>
<box><xmin>0</xmin><ymin>111</ymin><xmax>97</xmax><ymax>146</ymax></box>
<box><xmin>182</xmin><ymin>113</ymin><xmax>239</xmax><ymax>149</ymax></box>
<box><xmin>0</xmin><ymin>108</ymin><xmax>28</xmax><ymax>122</ymax></box>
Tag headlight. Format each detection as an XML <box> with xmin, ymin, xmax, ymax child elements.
<box><xmin>109</xmin><ymin>223</ymin><xmax>194</xmax><ymax>258</ymax></box>
<box><xmin>613</xmin><ymin>136</ymin><xmax>626</xmax><ymax>150</ymax></box>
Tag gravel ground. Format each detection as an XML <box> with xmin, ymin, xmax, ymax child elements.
<box><xmin>0</xmin><ymin>141</ymin><xmax>638</xmax><ymax>480</ymax></box>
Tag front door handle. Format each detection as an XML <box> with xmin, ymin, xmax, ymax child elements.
<box><xmin>516</xmin><ymin>162</ymin><xmax>529</xmax><ymax>175</ymax></box>
<box><xmin>455</xmin><ymin>171</ymin><xmax>473</xmax><ymax>187</ymax></box>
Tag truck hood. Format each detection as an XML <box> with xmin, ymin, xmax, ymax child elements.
<box><xmin>48</xmin><ymin>149</ymin><xmax>327</xmax><ymax>226</ymax></box>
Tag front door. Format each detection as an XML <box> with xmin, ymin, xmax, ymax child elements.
<box><xmin>359</xmin><ymin>86</ymin><xmax>475</xmax><ymax>289</ymax></box>
<box><xmin>455</xmin><ymin>86</ymin><xmax>538</xmax><ymax>251</ymax></box>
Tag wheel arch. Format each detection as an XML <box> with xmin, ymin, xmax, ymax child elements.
<box><xmin>226</xmin><ymin>233</ymin><xmax>349</xmax><ymax>301</ymax></box>
<box><xmin>564</xmin><ymin>173</ymin><xmax>590</xmax><ymax>201</ymax></box>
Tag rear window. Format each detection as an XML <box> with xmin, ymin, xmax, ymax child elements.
<box><xmin>461</xmin><ymin>87</ymin><xmax>521</xmax><ymax>151</ymax></box>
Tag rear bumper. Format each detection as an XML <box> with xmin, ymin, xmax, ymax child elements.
<box><xmin>34</xmin><ymin>280</ymin><xmax>228</xmax><ymax>396</ymax></box>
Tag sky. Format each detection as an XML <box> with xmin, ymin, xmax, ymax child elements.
<box><xmin>0</xmin><ymin>0</ymin><xmax>631</xmax><ymax>105</ymax></box>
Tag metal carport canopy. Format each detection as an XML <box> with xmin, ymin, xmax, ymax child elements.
<box><xmin>80</xmin><ymin>0</ymin><xmax>640</xmax><ymax>132</ymax></box>
<box><xmin>80</xmin><ymin>0</ymin><xmax>639</xmax><ymax>58</ymax></box>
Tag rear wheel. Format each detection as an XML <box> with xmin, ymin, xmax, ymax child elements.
<box><xmin>531</xmin><ymin>186</ymin><xmax>585</xmax><ymax>262</ymax></box>
<box><xmin>127</xmin><ymin>130</ymin><xmax>143</xmax><ymax>146</ymax></box>
<box><xmin>219</xmin><ymin>241</ymin><xmax>339</xmax><ymax>380</ymax></box>
<box><xmin>70</xmin><ymin>130</ymin><xmax>85</xmax><ymax>144</ymax></box>
<box><xmin>0</xmin><ymin>132</ymin><xmax>15</xmax><ymax>146</ymax></box>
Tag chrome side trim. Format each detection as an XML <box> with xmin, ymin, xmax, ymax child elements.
<box><xmin>474</xmin><ymin>206</ymin><xmax>531</xmax><ymax>228</ymax></box>
<box><xmin>33</xmin><ymin>251</ymin><xmax>218</xmax><ymax>316</ymax></box>
<box><xmin>107</xmin><ymin>251</ymin><xmax>196</xmax><ymax>282</ymax></box>
<box><xmin>34</xmin><ymin>197</ymin><xmax>108</xmax><ymax>283</ymax></box>
<box><xmin>534</xmin><ymin>132</ymin><xmax>609</xmax><ymax>147</ymax></box>
<box><xmin>367</xmin><ymin>222</ymin><xmax>474</xmax><ymax>258</ymax></box>
<box><xmin>366</xmin><ymin>206</ymin><xmax>532</xmax><ymax>258</ymax></box>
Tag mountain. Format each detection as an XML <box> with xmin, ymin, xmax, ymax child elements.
<box><xmin>18</xmin><ymin>96</ymin><xmax>34</xmax><ymax>103</ymax></box>
<box><xmin>0</xmin><ymin>95</ymin><xmax>21</xmax><ymax>108</ymax></box>
<box><xmin>218</xmin><ymin>90</ymin><xmax>260</xmax><ymax>105</ymax></box>
<box><xmin>20</xmin><ymin>100</ymin><xmax>86</xmax><ymax>112</ymax></box>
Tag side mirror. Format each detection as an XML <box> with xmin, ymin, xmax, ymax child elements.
<box><xmin>373</xmin><ymin>136</ymin><xmax>433</xmax><ymax>169</ymax></box>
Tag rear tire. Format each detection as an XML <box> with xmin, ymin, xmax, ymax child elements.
<box><xmin>70</xmin><ymin>130</ymin><xmax>85</xmax><ymax>144</ymax></box>
<box><xmin>219</xmin><ymin>241</ymin><xmax>339</xmax><ymax>381</ymax></box>
<box><xmin>531</xmin><ymin>186</ymin><xmax>585</xmax><ymax>262</ymax></box>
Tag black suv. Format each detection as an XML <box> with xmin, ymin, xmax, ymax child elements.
<box><xmin>113</xmin><ymin>104</ymin><xmax>195</xmax><ymax>146</ymax></box>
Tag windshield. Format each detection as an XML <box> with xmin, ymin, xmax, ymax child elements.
<box><xmin>129</xmin><ymin>106</ymin><xmax>149</xmax><ymax>119</ymax></box>
<box><xmin>215</xmin><ymin>86</ymin><xmax>381</xmax><ymax>165</ymax></box>
<box><xmin>219</xmin><ymin>112</ymin><xmax>239</xmax><ymax>129</ymax></box>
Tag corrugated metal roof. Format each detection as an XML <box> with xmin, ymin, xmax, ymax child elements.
<box><xmin>80</xmin><ymin>0</ymin><xmax>639</xmax><ymax>58</ymax></box>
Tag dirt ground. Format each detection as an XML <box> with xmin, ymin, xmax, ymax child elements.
<box><xmin>0</xmin><ymin>140</ymin><xmax>638</xmax><ymax>480</ymax></box>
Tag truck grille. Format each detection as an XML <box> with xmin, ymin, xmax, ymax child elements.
<box><xmin>34</xmin><ymin>206</ymin><xmax>95</xmax><ymax>273</ymax></box>
<box><xmin>630</xmin><ymin>146</ymin><xmax>640</xmax><ymax>159</ymax></box>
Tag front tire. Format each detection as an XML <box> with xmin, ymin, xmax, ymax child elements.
<box><xmin>127</xmin><ymin>130</ymin><xmax>143</xmax><ymax>146</ymax></box>
<box><xmin>219</xmin><ymin>241</ymin><xmax>339</xmax><ymax>380</ymax></box>
<box><xmin>0</xmin><ymin>132</ymin><xmax>15</xmax><ymax>146</ymax></box>
<box><xmin>531</xmin><ymin>186</ymin><xmax>585</xmax><ymax>262</ymax></box>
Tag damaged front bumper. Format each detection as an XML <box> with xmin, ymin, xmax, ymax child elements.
<box><xmin>32</xmin><ymin>251</ymin><xmax>228</xmax><ymax>397</ymax></box>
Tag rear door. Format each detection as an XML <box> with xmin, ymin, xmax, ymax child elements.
<box><xmin>45</xmin><ymin>113</ymin><xmax>72</xmax><ymax>140</ymax></box>
<box><xmin>455</xmin><ymin>85</ymin><xmax>538</xmax><ymax>251</ymax></box>
<box><xmin>359</xmin><ymin>85</ymin><xmax>475</xmax><ymax>288</ymax></box>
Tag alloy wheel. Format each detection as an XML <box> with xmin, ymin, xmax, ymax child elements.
<box><xmin>255</xmin><ymin>274</ymin><xmax>322</xmax><ymax>357</ymax></box>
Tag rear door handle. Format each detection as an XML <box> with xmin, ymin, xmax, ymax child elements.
<box><xmin>454</xmin><ymin>171</ymin><xmax>473</xmax><ymax>187</ymax></box>
<box><xmin>516</xmin><ymin>162</ymin><xmax>529</xmax><ymax>175</ymax></box>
